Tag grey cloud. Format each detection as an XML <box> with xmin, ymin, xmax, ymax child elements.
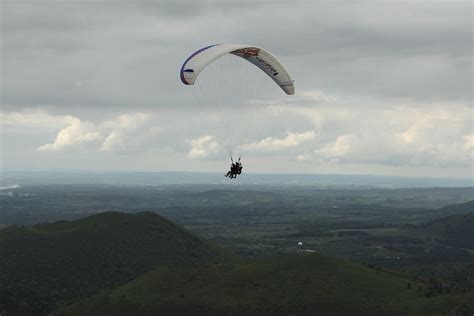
<box><xmin>2</xmin><ymin>0</ymin><xmax>472</xmax><ymax>112</ymax></box>
<box><xmin>1</xmin><ymin>0</ymin><xmax>472</xmax><ymax>176</ymax></box>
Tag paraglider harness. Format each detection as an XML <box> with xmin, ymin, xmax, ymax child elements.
<box><xmin>225</xmin><ymin>157</ymin><xmax>243</xmax><ymax>179</ymax></box>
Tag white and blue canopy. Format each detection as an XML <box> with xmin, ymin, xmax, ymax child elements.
<box><xmin>180</xmin><ymin>44</ymin><xmax>294</xmax><ymax>95</ymax></box>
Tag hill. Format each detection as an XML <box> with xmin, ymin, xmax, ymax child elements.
<box><xmin>55</xmin><ymin>252</ymin><xmax>474</xmax><ymax>316</ymax></box>
<box><xmin>415</xmin><ymin>209</ymin><xmax>474</xmax><ymax>249</ymax></box>
<box><xmin>0</xmin><ymin>211</ymin><xmax>233</xmax><ymax>315</ymax></box>
<box><xmin>439</xmin><ymin>200</ymin><xmax>474</xmax><ymax>214</ymax></box>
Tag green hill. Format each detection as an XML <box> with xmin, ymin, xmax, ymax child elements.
<box><xmin>55</xmin><ymin>252</ymin><xmax>474</xmax><ymax>316</ymax></box>
<box><xmin>416</xmin><ymin>211</ymin><xmax>474</xmax><ymax>249</ymax></box>
<box><xmin>439</xmin><ymin>200</ymin><xmax>474</xmax><ymax>214</ymax></box>
<box><xmin>0</xmin><ymin>211</ymin><xmax>233</xmax><ymax>315</ymax></box>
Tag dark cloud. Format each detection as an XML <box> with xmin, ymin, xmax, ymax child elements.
<box><xmin>2</xmin><ymin>1</ymin><xmax>471</xmax><ymax>111</ymax></box>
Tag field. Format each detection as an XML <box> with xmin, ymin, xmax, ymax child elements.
<box><xmin>2</xmin><ymin>183</ymin><xmax>473</xmax><ymax>273</ymax></box>
<box><xmin>1</xmin><ymin>175</ymin><xmax>473</xmax><ymax>315</ymax></box>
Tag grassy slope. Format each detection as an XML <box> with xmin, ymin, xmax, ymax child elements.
<box><xmin>0</xmin><ymin>212</ymin><xmax>233</xmax><ymax>315</ymax></box>
<box><xmin>415</xmin><ymin>211</ymin><xmax>474</xmax><ymax>249</ymax></box>
<box><xmin>439</xmin><ymin>200</ymin><xmax>474</xmax><ymax>213</ymax></box>
<box><xmin>57</xmin><ymin>252</ymin><xmax>474</xmax><ymax>316</ymax></box>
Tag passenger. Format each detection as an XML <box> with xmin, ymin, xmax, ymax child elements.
<box><xmin>225</xmin><ymin>157</ymin><xmax>243</xmax><ymax>179</ymax></box>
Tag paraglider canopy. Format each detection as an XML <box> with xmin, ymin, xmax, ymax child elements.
<box><xmin>180</xmin><ymin>44</ymin><xmax>294</xmax><ymax>95</ymax></box>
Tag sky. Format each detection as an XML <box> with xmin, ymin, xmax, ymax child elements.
<box><xmin>1</xmin><ymin>0</ymin><xmax>473</xmax><ymax>178</ymax></box>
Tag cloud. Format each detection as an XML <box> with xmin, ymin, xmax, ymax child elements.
<box><xmin>4</xmin><ymin>96</ymin><xmax>471</xmax><ymax>171</ymax></box>
<box><xmin>2</xmin><ymin>1</ymin><xmax>471</xmax><ymax>112</ymax></box>
<box><xmin>299</xmin><ymin>90</ymin><xmax>337</xmax><ymax>103</ymax></box>
<box><xmin>0</xmin><ymin>109</ymin><xmax>75</xmax><ymax>132</ymax></box>
<box><xmin>100</xmin><ymin>131</ymin><xmax>125</xmax><ymax>153</ymax></box>
<box><xmin>1</xmin><ymin>0</ymin><xmax>472</xmax><ymax>178</ymax></box>
<box><xmin>38</xmin><ymin>118</ymin><xmax>102</xmax><ymax>152</ymax></box>
<box><xmin>28</xmin><ymin>112</ymin><xmax>159</xmax><ymax>153</ymax></box>
<box><xmin>1</xmin><ymin>98</ymin><xmax>472</xmax><ymax>177</ymax></box>
<box><xmin>292</xmin><ymin>103</ymin><xmax>473</xmax><ymax>167</ymax></box>
<box><xmin>298</xmin><ymin>134</ymin><xmax>356</xmax><ymax>162</ymax></box>
<box><xmin>241</xmin><ymin>131</ymin><xmax>316</xmax><ymax>152</ymax></box>
<box><xmin>187</xmin><ymin>135</ymin><xmax>220</xmax><ymax>159</ymax></box>
<box><xmin>99</xmin><ymin>113</ymin><xmax>154</xmax><ymax>153</ymax></box>
<box><xmin>463</xmin><ymin>134</ymin><xmax>474</xmax><ymax>152</ymax></box>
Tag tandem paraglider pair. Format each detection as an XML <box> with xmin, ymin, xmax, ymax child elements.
<box><xmin>225</xmin><ymin>157</ymin><xmax>242</xmax><ymax>179</ymax></box>
<box><xmin>180</xmin><ymin>44</ymin><xmax>295</xmax><ymax>179</ymax></box>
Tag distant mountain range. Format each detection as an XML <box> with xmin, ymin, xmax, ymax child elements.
<box><xmin>2</xmin><ymin>170</ymin><xmax>472</xmax><ymax>188</ymax></box>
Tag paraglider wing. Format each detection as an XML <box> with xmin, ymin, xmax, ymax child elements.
<box><xmin>180</xmin><ymin>44</ymin><xmax>294</xmax><ymax>95</ymax></box>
